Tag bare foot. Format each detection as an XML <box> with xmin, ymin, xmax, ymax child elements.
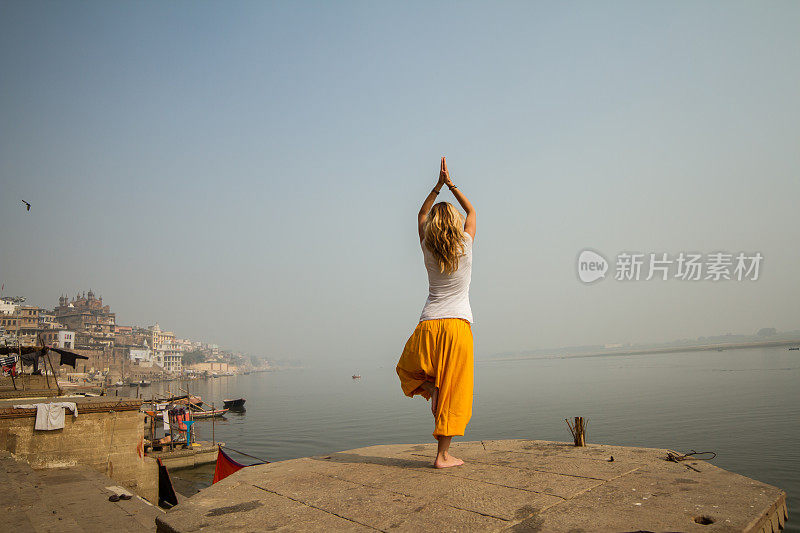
<box><xmin>434</xmin><ymin>454</ymin><xmax>464</xmax><ymax>469</ymax></box>
<box><xmin>430</xmin><ymin>386</ymin><xmax>439</xmax><ymax>416</ymax></box>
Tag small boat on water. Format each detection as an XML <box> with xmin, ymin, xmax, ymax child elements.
<box><xmin>223</xmin><ymin>398</ymin><xmax>246</xmax><ymax>410</ymax></box>
<box><xmin>352</xmin><ymin>373</ymin><xmax>361</xmax><ymax>379</ymax></box>
<box><xmin>789</xmin><ymin>347</ymin><xmax>799</xmax><ymax>351</ymax></box>
<box><xmin>191</xmin><ymin>408</ymin><xmax>228</xmax><ymax>419</ymax></box>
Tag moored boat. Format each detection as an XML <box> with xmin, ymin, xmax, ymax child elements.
<box><xmin>223</xmin><ymin>398</ymin><xmax>246</xmax><ymax>410</ymax></box>
<box><xmin>146</xmin><ymin>440</ymin><xmax>222</xmax><ymax>469</ymax></box>
<box><xmin>191</xmin><ymin>408</ymin><xmax>228</xmax><ymax>419</ymax></box>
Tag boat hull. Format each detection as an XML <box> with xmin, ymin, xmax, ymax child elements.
<box><xmin>191</xmin><ymin>408</ymin><xmax>229</xmax><ymax>419</ymax></box>
<box><xmin>223</xmin><ymin>398</ymin><xmax>246</xmax><ymax>410</ymax></box>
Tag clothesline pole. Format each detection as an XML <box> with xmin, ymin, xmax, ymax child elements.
<box><xmin>41</xmin><ymin>349</ymin><xmax>52</xmax><ymax>390</ymax></box>
<box><xmin>9</xmin><ymin>364</ymin><xmax>17</xmax><ymax>389</ymax></box>
<box><xmin>46</xmin><ymin>351</ymin><xmax>61</xmax><ymax>395</ymax></box>
<box><xmin>17</xmin><ymin>344</ymin><xmax>25</xmax><ymax>390</ymax></box>
<box><xmin>8</xmin><ymin>354</ymin><xmax>18</xmax><ymax>390</ymax></box>
<box><xmin>169</xmin><ymin>410</ymin><xmax>175</xmax><ymax>452</ymax></box>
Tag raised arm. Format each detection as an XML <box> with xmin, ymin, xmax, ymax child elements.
<box><xmin>441</xmin><ymin>158</ymin><xmax>476</xmax><ymax>240</ymax></box>
<box><xmin>418</xmin><ymin>157</ymin><xmax>447</xmax><ymax>241</ymax></box>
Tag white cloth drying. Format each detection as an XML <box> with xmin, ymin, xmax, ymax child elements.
<box><xmin>14</xmin><ymin>402</ymin><xmax>78</xmax><ymax>430</ymax></box>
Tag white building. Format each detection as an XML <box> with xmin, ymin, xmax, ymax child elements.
<box><xmin>40</xmin><ymin>329</ymin><xmax>75</xmax><ymax>349</ymax></box>
<box><xmin>0</xmin><ymin>299</ymin><xmax>17</xmax><ymax>315</ymax></box>
<box><xmin>155</xmin><ymin>340</ymin><xmax>182</xmax><ymax>373</ymax></box>
<box><xmin>129</xmin><ymin>346</ymin><xmax>154</xmax><ymax>367</ymax></box>
<box><xmin>148</xmin><ymin>323</ymin><xmax>183</xmax><ymax>373</ymax></box>
<box><xmin>56</xmin><ymin>330</ymin><xmax>74</xmax><ymax>349</ymax></box>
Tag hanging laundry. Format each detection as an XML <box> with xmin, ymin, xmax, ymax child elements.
<box><xmin>212</xmin><ymin>446</ymin><xmax>268</xmax><ymax>484</ymax></box>
<box><xmin>212</xmin><ymin>446</ymin><xmax>247</xmax><ymax>484</ymax></box>
<box><xmin>51</xmin><ymin>348</ymin><xmax>89</xmax><ymax>368</ymax></box>
<box><xmin>19</xmin><ymin>350</ymin><xmax>46</xmax><ymax>374</ymax></box>
<box><xmin>14</xmin><ymin>402</ymin><xmax>78</xmax><ymax>430</ymax></box>
<box><xmin>157</xmin><ymin>458</ymin><xmax>178</xmax><ymax>509</ymax></box>
<box><xmin>0</xmin><ymin>355</ymin><xmax>17</xmax><ymax>376</ymax></box>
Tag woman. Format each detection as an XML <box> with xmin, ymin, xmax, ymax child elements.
<box><xmin>396</xmin><ymin>156</ymin><xmax>476</xmax><ymax>469</ymax></box>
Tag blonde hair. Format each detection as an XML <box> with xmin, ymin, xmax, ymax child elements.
<box><xmin>424</xmin><ymin>202</ymin><xmax>467</xmax><ymax>275</ymax></box>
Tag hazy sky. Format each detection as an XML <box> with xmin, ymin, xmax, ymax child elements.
<box><xmin>1</xmin><ymin>2</ymin><xmax>798</xmax><ymax>366</ymax></box>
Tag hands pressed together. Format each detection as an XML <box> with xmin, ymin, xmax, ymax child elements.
<box><xmin>421</xmin><ymin>155</ymin><xmax>475</xmax><ymax>240</ymax></box>
<box><xmin>437</xmin><ymin>156</ymin><xmax>454</xmax><ymax>190</ymax></box>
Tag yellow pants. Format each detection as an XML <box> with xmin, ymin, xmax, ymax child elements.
<box><xmin>396</xmin><ymin>318</ymin><xmax>474</xmax><ymax>438</ymax></box>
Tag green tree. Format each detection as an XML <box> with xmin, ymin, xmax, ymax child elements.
<box><xmin>182</xmin><ymin>350</ymin><xmax>206</xmax><ymax>365</ymax></box>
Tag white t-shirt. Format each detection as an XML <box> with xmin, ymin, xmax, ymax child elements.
<box><xmin>419</xmin><ymin>232</ymin><xmax>473</xmax><ymax>323</ymax></box>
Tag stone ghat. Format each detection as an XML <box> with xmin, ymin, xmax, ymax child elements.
<box><xmin>157</xmin><ymin>439</ymin><xmax>788</xmax><ymax>533</ymax></box>
<box><xmin>0</xmin><ymin>450</ymin><xmax>161</xmax><ymax>531</ymax></box>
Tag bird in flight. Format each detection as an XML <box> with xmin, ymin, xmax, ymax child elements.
<box><xmin>21</xmin><ymin>200</ymin><xmax>31</xmax><ymax>211</ymax></box>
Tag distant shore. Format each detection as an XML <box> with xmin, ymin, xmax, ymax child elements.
<box><xmin>482</xmin><ymin>338</ymin><xmax>800</xmax><ymax>363</ymax></box>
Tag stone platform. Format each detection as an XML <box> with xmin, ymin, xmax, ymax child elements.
<box><xmin>0</xmin><ymin>450</ymin><xmax>162</xmax><ymax>532</ymax></box>
<box><xmin>156</xmin><ymin>439</ymin><xmax>788</xmax><ymax>532</ymax></box>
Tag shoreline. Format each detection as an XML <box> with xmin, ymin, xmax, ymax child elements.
<box><xmin>481</xmin><ymin>338</ymin><xmax>800</xmax><ymax>363</ymax></box>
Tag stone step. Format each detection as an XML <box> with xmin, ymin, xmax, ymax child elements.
<box><xmin>1</xmin><ymin>451</ymin><xmax>162</xmax><ymax>532</ymax></box>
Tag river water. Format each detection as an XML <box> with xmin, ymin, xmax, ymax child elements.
<box><xmin>135</xmin><ymin>346</ymin><xmax>798</xmax><ymax>531</ymax></box>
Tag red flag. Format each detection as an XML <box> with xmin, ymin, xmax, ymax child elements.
<box><xmin>212</xmin><ymin>446</ymin><xmax>246</xmax><ymax>484</ymax></box>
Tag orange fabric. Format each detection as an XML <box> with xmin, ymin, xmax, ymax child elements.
<box><xmin>396</xmin><ymin>318</ymin><xmax>474</xmax><ymax>437</ymax></box>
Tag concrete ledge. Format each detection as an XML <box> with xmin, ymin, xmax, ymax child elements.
<box><xmin>0</xmin><ymin>395</ymin><xmax>143</xmax><ymax>418</ymax></box>
<box><xmin>157</xmin><ymin>439</ymin><xmax>788</xmax><ymax>532</ymax></box>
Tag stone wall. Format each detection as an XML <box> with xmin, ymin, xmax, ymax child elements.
<box><xmin>0</xmin><ymin>397</ymin><xmax>159</xmax><ymax>504</ymax></box>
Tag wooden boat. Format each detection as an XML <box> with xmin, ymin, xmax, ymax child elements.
<box><xmin>191</xmin><ymin>408</ymin><xmax>228</xmax><ymax>419</ymax></box>
<box><xmin>223</xmin><ymin>398</ymin><xmax>246</xmax><ymax>410</ymax></box>
<box><xmin>146</xmin><ymin>440</ymin><xmax>222</xmax><ymax>468</ymax></box>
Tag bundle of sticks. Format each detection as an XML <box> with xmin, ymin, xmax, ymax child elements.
<box><xmin>565</xmin><ymin>416</ymin><xmax>587</xmax><ymax>446</ymax></box>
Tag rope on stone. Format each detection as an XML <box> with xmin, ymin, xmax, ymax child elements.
<box><xmin>667</xmin><ymin>449</ymin><xmax>717</xmax><ymax>462</ymax></box>
<box><xmin>222</xmin><ymin>445</ymin><xmax>270</xmax><ymax>464</ymax></box>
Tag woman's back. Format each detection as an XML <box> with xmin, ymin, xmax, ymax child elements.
<box><xmin>419</xmin><ymin>233</ymin><xmax>473</xmax><ymax>323</ymax></box>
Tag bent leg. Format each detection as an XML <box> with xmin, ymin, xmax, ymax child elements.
<box><xmin>396</xmin><ymin>323</ymin><xmax>437</xmax><ymax>400</ymax></box>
